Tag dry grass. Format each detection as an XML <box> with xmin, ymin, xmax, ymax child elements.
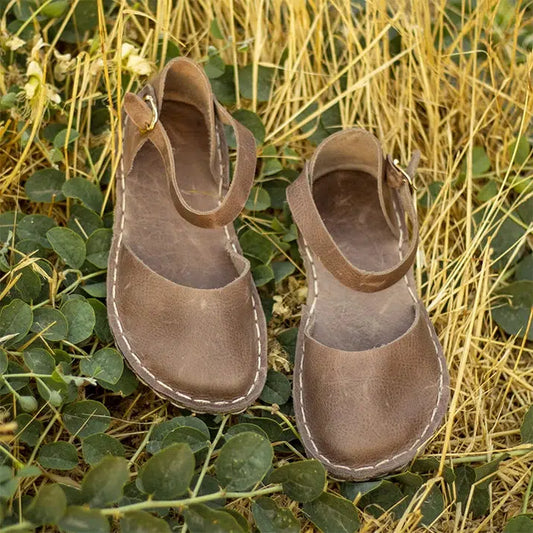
<box><xmin>1</xmin><ymin>0</ymin><xmax>533</xmax><ymax>531</ymax></box>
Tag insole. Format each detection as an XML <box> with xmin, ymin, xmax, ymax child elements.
<box><xmin>123</xmin><ymin>101</ymin><xmax>237</xmax><ymax>289</ymax></box>
<box><xmin>311</xmin><ymin>170</ymin><xmax>416</xmax><ymax>351</ymax></box>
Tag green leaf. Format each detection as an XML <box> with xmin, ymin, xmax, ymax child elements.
<box><xmin>54</xmin><ymin>128</ymin><xmax>80</xmax><ymax>149</ymax></box>
<box><xmin>504</xmin><ymin>515</ymin><xmax>533</xmax><ymax>533</ymax></box>
<box><xmin>82</xmin><ymin>433</ymin><xmax>125</xmax><ymax>466</ymax></box>
<box><xmin>18</xmin><ymin>395</ymin><xmax>38</xmax><ymax>412</ymax></box>
<box><xmin>454</xmin><ymin>464</ymin><xmax>476</xmax><ymax>510</ymax></box>
<box><xmin>47</xmin><ymin>227</ymin><xmax>86</xmax><ymax>268</ymax></box>
<box><xmin>277</xmin><ymin>328</ymin><xmax>298</xmax><ymax>363</ymax></box>
<box><xmin>85</xmin><ymin>228</ymin><xmax>112</xmax><ymax>269</ymax></box>
<box><xmin>138</xmin><ymin>443</ymin><xmax>195</xmax><ymax>499</ymax></box>
<box><xmin>25</xmin><ymin>484</ymin><xmax>67</xmax><ymax>526</ymax></box>
<box><xmin>62</xmin><ymin>400</ymin><xmax>110</xmax><ymax>438</ymax></box>
<box><xmin>232</xmin><ymin>109</ymin><xmax>265</xmax><ymax>145</ymax></box>
<box><xmin>62</xmin><ymin>298</ymin><xmax>96</xmax><ymax>343</ymax></box>
<box><xmin>23</xmin><ymin>348</ymin><xmax>55</xmax><ymax>374</ymax></box>
<box><xmin>357</xmin><ymin>479</ymin><xmax>407</xmax><ymax>519</ymax></box>
<box><xmin>215</xmin><ymin>431</ymin><xmax>273</xmax><ymax>490</ymax></box>
<box><xmin>184</xmin><ymin>504</ymin><xmax>245</xmax><ymax>533</ymax></box>
<box><xmin>30</xmin><ymin>307</ymin><xmax>68</xmax><ymax>341</ymax></box>
<box><xmin>261</xmin><ymin>145</ymin><xmax>283</xmax><ymax>176</ymax></box>
<box><xmin>225</xmin><ymin>423</ymin><xmax>269</xmax><ymax>441</ymax></box>
<box><xmin>238</xmin><ymin>65</ymin><xmax>274</xmax><ymax>102</ymax></box>
<box><xmin>269</xmin><ymin>460</ymin><xmax>326</xmax><ymax>503</ymax></box>
<box><xmin>25</xmin><ymin>168</ymin><xmax>66</xmax><ymax>202</ymax></box>
<box><xmin>240</xmin><ymin>229</ymin><xmax>274</xmax><ymax>264</ymax></box>
<box><xmin>303</xmin><ymin>492</ymin><xmax>360</xmax><ymax>533</ymax></box>
<box><xmin>245</xmin><ymin>186</ymin><xmax>271</xmax><ymax>211</ymax></box>
<box><xmin>148</xmin><ymin>416</ymin><xmax>210</xmax><ymax>453</ymax></box>
<box><xmin>210</xmin><ymin>65</ymin><xmax>236</xmax><ymax>106</ymax></box>
<box><xmin>462</xmin><ymin>146</ymin><xmax>491</xmax><ymax>175</ymax></box>
<box><xmin>492</xmin><ymin>281</ymin><xmax>533</xmax><ymax>340</ymax></box>
<box><xmin>38</xmin><ymin>442</ymin><xmax>78</xmax><ymax>470</ymax></box>
<box><xmin>238</xmin><ymin>415</ymin><xmax>284</xmax><ymax>442</ymax></box>
<box><xmin>516</xmin><ymin>254</ymin><xmax>533</xmax><ymax>282</ymax></box>
<box><xmin>99</xmin><ymin>366</ymin><xmax>138</xmax><ymax>396</ymax></box>
<box><xmin>162</xmin><ymin>426</ymin><xmax>209</xmax><ymax>453</ymax></box>
<box><xmin>260</xmin><ymin>370</ymin><xmax>291</xmax><ymax>405</ymax></box>
<box><xmin>252</xmin><ymin>496</ymin><xmax>300</xmax><ymax>533</ymax></box>
<box><xmin>0</xmin><ymin>298</ymin><xmax>33</xmax><ymax>346</ymax></box>
<box><xmin>508</xmin><ymin>136</ymin><xmax>531</xmax><ymax>166</ymax></box>
<box><xmin>62</xmin><ymin>177</ymin><xmax>103</xmax><ymax>212</ymax></box>
<box><xmin>81</xmin><ymin>456</ymin><xmax>129</xmax><ymax>507</ymax></box>
<box><xmin>205</xmin><ymin>48</ymin><xmax>226</xmax><ymax>79</ymax></box>
<box><xmin>0</xmin><ymin>348</ymin><xmax>7</xmax><ymax>374</ymax></box>
<box><xmin>82</xmin><ymin>282</ymin><xmax>107</xmax><ymax>298</ymax></box>
<box><xmin>17</xmin><ymin>214</ymin><xmax>57</xmax><ymax>248</ymax></box>
<box><xmin>120</xmin><ymin>511</ymin><xmax>171</xmax><ymax>533</ymax></box>
<box><xmin>520</xmin><ymin>404</ymin><xmax>533</xmax><ymax>443</ymax></box>
<box><xmin>252</xmin><ymin>264</ymin><xmax>274</xmax><ymax>287</ymax></box>
<box><xmin>58</xmin><ymin>506</ymin><xmax>110</xmax><ymax>533</ymax></box>
<box><xmin>16</xmin><ymin>413</ymin><xmax>43</xmax><ymax>446</ymax></box>
<box><xmin>88</xmin><ymin>298</ymin><xmax>113</xmax><ymax>343</ymax></box>
<box><xmin>272</xmin><ymin>261</ymin><xmax>295</xmax><ymax>283</ymax></box>
<box><xmin>210</xmin><ymin>18</ymin><xmax>224</xmax><ymax>39</ymax></box>
<box><xmin>42</xmin><ymin>0</ymin><xmax>69</xmax><ymax>18</ymax></box>
<box><xmin>80</xmin><ymin>348</ymin><xmax>123</xmax><ymax>385</ymax></box>
<box><xmin>68</xmin><ymin>205</ymin><xmax>103</xmax><ymax>238</ymax></box>
<box><xmin>476</xmin><ymin>180</ymin><xmax>498</xmax><ymax>203</ymax></box>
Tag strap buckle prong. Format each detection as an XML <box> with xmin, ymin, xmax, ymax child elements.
<box><xmin>139</xmin><ymin>94</ymin><xmax>158</xmax><ymax>134</ymax></box>
<box><xmin>392</xmin><ymin>158</ymin><xmax>417</xmax><ymax>192</ymax></box>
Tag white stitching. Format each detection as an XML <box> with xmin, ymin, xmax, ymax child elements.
<box><xmin>109</xmin><ymin>122</ymin><xmax>262</xmax><ymax>407</ymax></box>
<box><xmin>298</xmin><ymin>189</ymin><xmax>445</xmax><ymax>474</ymax></box>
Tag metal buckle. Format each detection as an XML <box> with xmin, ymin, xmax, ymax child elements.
<box><xmin>139</xmin><ymin>94</ymin><xmax>158</xmax><ymax>134</ymax></box>
<box><xmin>392</xmin><ymin>158</ymin><xmax>417</xmax><ymax>192</ymax></box>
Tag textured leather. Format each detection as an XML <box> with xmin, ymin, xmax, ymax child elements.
<box><xmin>107</xmin><ymin>57</ymin><xmax>267</xmax><ymax>413</ymax></box>
<box><xmin>287</xmin><ymin>129</ymin><xmax>449</xmax><ymax>480</ymax></box>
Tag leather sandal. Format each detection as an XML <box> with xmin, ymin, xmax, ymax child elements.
<box><xmin>107</xmin><ymin>58</ymin><xmax>267</xmax><ymax>413</ymax></box>
<box><xmin>286</xmin><ymin>129</ymin><xmax>449</xmax><ymax>480</ymax></box>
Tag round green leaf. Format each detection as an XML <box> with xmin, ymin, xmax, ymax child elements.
<box><xmin>62</xmin><ymin>298</ymin><xmax>96</xmax><ymax>343</ymax></box>
<box><xmin>16</xmin><ymin>413</ymin><xmax>43</xmax><ymax>446</ymax></box>
<box><xmin>80</xmin><ymin>348</ymin><xmax>123</xmax><ymax>385</ymax></box>
<box><xmin>260</xmin><ymin>369</ymin><xmax>291</xmax><ymax>405</ymax></box>
<box><xmin>47</xmin><ymin>227</ymin><xmax>86</xmax><ymax>268</ymax></box>
<box><xmin>18</xmin><ymin>395</ymin><xmax>38</xmax><ymax>412</ymax></box>
<box><xmin>14</xmin><ymin>266</ymin><xmax>42</xmax><ymax>301</ymax></box>
<box><xmin>462</xmin><ymin>146</ymin><xmax>491</xmax><ymax>175</ymax></box>
<box><xmin>120</xmin><ymin>511</ymin><xmax>171</xmax><ymax>533</ymax></box>
<box><xmin>492</xmin><ymin>281</ymin><xmax>533</xmax><ymax>340</ymax></box>
<box><xmin>82</xmin><ymin>433</ymin><xmax>125</xmax><ymax>466</ymax></box>
<box><xmin>239</xmin><ymin>229</ymin><xmax>274</xmax><ymax>264</ymax></box>
<box><xmin>357</xmin><ymin>479</ymin><xmax>406</xmax><ymax>519</ymax></box>
<box><xmin>303</xmin><ymin>492</ymin><xmax>360</xmax><ymax>533</ymax></box>
<box><xmin>138</xmin><ymin>443</ymin><xmax>195</xmax><ymax>499</ymax></box>
<box><xmin>238</xmin><ymin>65</ymin><xmax>274</xmax><ymax>102</ymax></box>
<box><xmin>62</xmin><ymin>400</ymin><xmax>110</xmax><ymax>438</ymax></box>
<box><xmin>23</xmin><ymin>348</ymin><xmax>55</xmax><ymax>374</ymax></box>
<box><xmin>245</xmin><ymin>186</ymin><xmax>271</xmax><ymax>211</ymax></box>
<box><xmin>85</xmin><ymin>228</ymin><xmax>112</xmax><ymax>269</ymax></box>
<box><xmin>25</xmin><ymin>168</ymin><xmax>66</xmax><ymax>202</ymax></box>
<box><xmin>54</xmin><ymin>128</ymin><xmax>79</xmax><ymax>149</ymax></box>
<box><xmin>0</xmin><ymin>348</ymin><xmax>7</xmax><ymax>374</ymax></box>
<box><xmin>88</xmin><ymin>298</ymin><xmax>113</xmax><ymax>343</ymax></box>
<box><xmin>17</xmin><ymin>214</ymin><xmax>57</xmax><ymax>248</ymax></box>
<box><xmin>215</xmin><ymin>431</ymin><xmax>273</xmax><ymax>490</ymax></box>
<box><xmin>0</xmin><ymin>211</ymin><xmax>24</xmax><ymax>243</ymax></box>
<box><xmin>232</xmin><ymin>109</ymin><xmax>265</xmax><ymax>145</ymax></box>
<box><xmin>99</xmin><ymin>366</ymin><xmax>138</xmax><ymax>396</ymax></box>
<box><xmin>272</xmin><ymin>261</ymin><xmax>296</xmax><ymax>283</ymax></box>
<box><xmin>42</xmin><ymin>0</ymin><xmax>69</xmax><ymax>18</ymax></box>
<box><xmin>67</xmin><ymin>205</ymin><xmax>103</xmax><ymax>238</ymax></box>
<box><xmin>38</xmin><ymin>442</ymin><xmax>78</xmax><ymax>470</ymax></box>
<box><xmin>148</xmin><ymin>416</ymin><xmax>210</xmax><ymax>453</ymax></box>
<box><xmin>252</xmin><ymin>264</ymin><xmax>274</xmax><ymax>287</ymax></box>
<box><xmin>269</xmin><ymin>460</ymin><xmax>326</xmax><ymax>503</ymax></box>
<box><xmin>58</xmin><ymin>506</ymin><xmax>110</xmax><ymax>533</ymax></box>
<box><xmin>184</xmin><ymin>504</ymin><xmax>246</xmax><ymax>533</ymax></box>
<box><xmin>162</xmin><ymin>426</ymin><xmax>209</xmax><ymax>453</ymax></box>
<box><xmin>0</xmin><ymin>298</ymin><xmax>33</xmax><ymax>346</ymax></box>
<box><xmin>62</xmin><ymin>177</ymin><xmax>103</xmax><ymax>212</ymax></box>
<box><xmin>30</xmin><ymin>307</ymin><xmax>68</xmax><ymax>341</ymax></box>
<box><xmin>225</xmin><ymin>423</ymin><xmax>269</xmax><ymax>441</ymax></box>
<box><xmin>520</xmin><ymin>404</ymin><xmax>533</xmax><ymax>443</ymax></box>
<box><xmin>504</xmin><ymin>515</ymin><xmax>533</xmax><ymax>533</ymax></box>
<box><xmin>508</xmin><ymin>136</ymin><xmax>531</xmax><ymax>166</ymax></box>
<box><xmin>252</xmin><ymin>496</ymin><xmax>300</xmax><ymax>533</ymax></box>
<box><xmin>25</xmin><ymin>484</ymin><xmax>67</xmax><ymax>526</ymax></box>
<box><xmin>81</xmin><ymin>456</ymin><xmax>129</xmax><ymax>507</ymax></box>
<box><xmin>516</xmin><ymin>254</ymin><xmax>533</xmax><ymax>282</ymax></box>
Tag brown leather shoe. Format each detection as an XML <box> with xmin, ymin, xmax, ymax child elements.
<box><xmin>107</xmin><ymin>58</ymin><xmax>267</xmax><ymax>413</ymax></box>
<box><xmin>286</xmin><ymin>129</ymin><xmax>449</xmax><ymax>480</ymax></box>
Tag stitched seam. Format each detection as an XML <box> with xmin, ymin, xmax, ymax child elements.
<box><xmin>298</xmin><ymin>191</ymin><xmax>444</xmax><ymax>474</ymax></box>
<box><xmin>110</xmin><ymin>124</ymin><xmax>262</xmax><ymax>407</ymax></box>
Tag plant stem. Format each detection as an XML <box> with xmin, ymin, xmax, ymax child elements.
<box><xmin>1</xmin><ymin>521</ymin><xmax>34</xmax><ymax>532</ymax></box>
<box><xmin>448</xmin><ymin>447</ymin><xmax>533</xmax><ymax>465</ymax></box>
<box><xmin>101</xmin><ymin>484</ymin><xmax>283</xmax><ymax>516</ymax></box>
<box><xmin>522</xmin><ymin>465</ymin><xmax>533</xmax><ymax>514</ymax></box>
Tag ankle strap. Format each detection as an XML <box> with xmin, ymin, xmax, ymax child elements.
<box><xmin>122</xmin><ymin>60</ymin><xmax>256</xmax><ymax>229</ymax></box>
<box><xmin>286</xmin><ymin>133</ymin><xmax>419</xmax><ymax>293</ymax></box>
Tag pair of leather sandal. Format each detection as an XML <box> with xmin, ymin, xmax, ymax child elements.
<box><xmin>107</xmin><ymin>58</ymin><xmax>449</xmax><ymax>480</ymax></box>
